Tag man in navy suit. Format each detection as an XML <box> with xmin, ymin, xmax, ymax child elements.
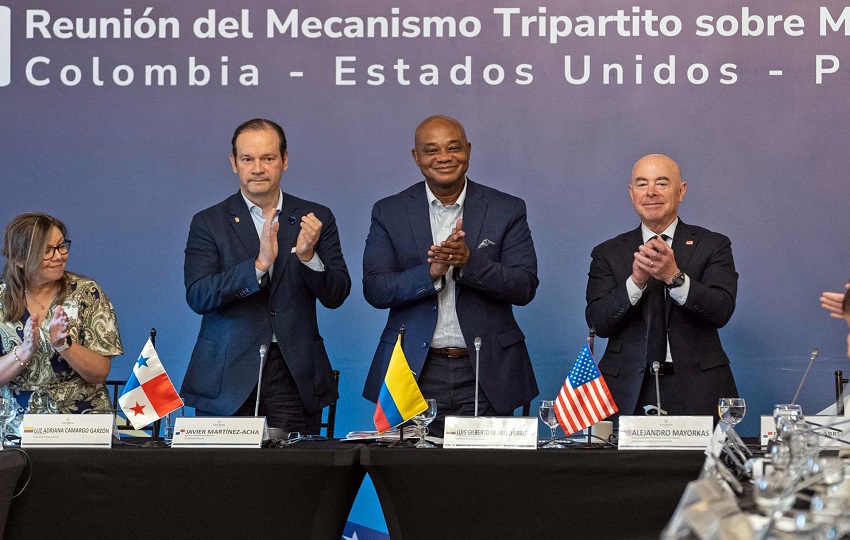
<box><xmin>362</xmin><ymin>115</ymin><xmax>539</xmax><ymax>435</ymax></box>
<box><xmin>586</xmin><ymin>154</ymin><xmax>738</xmax><ymax>419</ymax></box>
<box><xmin>182</xmin><ymin>118</ymin><xmax>350</xmax><ymax>434</ymax></box>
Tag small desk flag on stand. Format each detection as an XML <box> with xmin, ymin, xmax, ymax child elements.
<box><xmin>373</xmin><ymin>331</ymin><xmax>428</xmax><ymax>433</ymax></box>
<box><xmin>119</xmin><ymin>338</ymin><xmax>184</xmax><ymax>429</ymax></box>
<box><xmin>554</xmin><ymin>343</ymin><xmax>618</xmax><ymax>435</ymax></box>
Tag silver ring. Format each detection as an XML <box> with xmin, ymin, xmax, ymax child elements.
<box><xmin>448</xmin><ymin>254</ymin><xmax>452</xmax><ymax>261</ymax></box>
<box><xmin>650</xmin><ymin>261</ymin><xmax>654</xmax><ymax>267</ymax></box>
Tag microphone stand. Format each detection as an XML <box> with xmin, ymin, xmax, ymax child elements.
<box><xmin>474</xmin><ymin>337</ymin><xmax>481</xmax><ymax>417</ymax></box>
<box><xmin>790</xmin><ymin>348</ymin><xmax>819</xmax><ymax>405</ymax></box>
<box><xmin>255</xmin><ymin>344</ymin><xmax>267</xmax><ymax>417</ymax></box>
<box><xmin>653</xmin><ymin>361</ymin><xmax>662</xmax><ymax>415</ymax></box>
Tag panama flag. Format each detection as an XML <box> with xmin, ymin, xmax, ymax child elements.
<box><xmin>373</xmin><ymin>332</ymin><xmax>428</xmax><ymax>433</ymax></box>
<box><xmin>118</xmin><ymin>338</ymin><xmax>184</xmax><ymax>429</ymax></box>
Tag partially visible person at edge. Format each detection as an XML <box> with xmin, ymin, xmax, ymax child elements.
<box><xmin>0</xmin><ymin>213</ymin><xmax>123</xmax><ymax>438</ymax></box>
<box><xmin>821</xmin><ymin>282</ymin><xmax>850</xmax><ymax>357</ymax></box>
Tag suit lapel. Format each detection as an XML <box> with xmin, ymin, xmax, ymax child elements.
<box><xmin>462</xmin><ymin>179</ymin><xmax>486</xmax><ymax>254</ymax></box>
<box><xmin>672</xmin><ymin>220</ymin><xmax>697</xmax><ymax>273</ymax></box>
<box><xmin>663</xmin><ymin>220</ymin><xmax>697</xmax><ymax>323</ymax></box>
<box><xmin>228</xmin><ymin>194</ymin><xmax>261</xmax><ymax>258</ymax></box>
<box><xmin>406</xmin><ymin>185</ymin><xmax>434</xmax><ymax>264</ymax></box>
<box><xmin>270</xmin><ymin>194</ymin><xmax>301</xmax><ymax>295</ymax></box>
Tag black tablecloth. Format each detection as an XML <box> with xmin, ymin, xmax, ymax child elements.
<box><xmin>5</xmin><ymin>442</ymin><xmax>365</xmax><ymax>540</ymax></box>
<box><xmin>361</xmin><ymin>446</ymin><xmax>705</xmax><ymax>540</ymax></box>
<box><xmin>0</xmin><ymin>450</ymin><xmax>27</xmax><ymax>537</ymax></box>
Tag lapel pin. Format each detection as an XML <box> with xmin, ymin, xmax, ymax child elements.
<box><xmin>288</xmin><ymin>216</ymin><xmax>297</xmax><ymax>225</ymax></box>
<box><xmin>234</xmin><ymin>217</ymin><xmax>240</xmax><ymax>223</ymax></box>
<box><xmin>686</xmin><ymin>240</ymin><xmax>694</xmax><ymax>245</ymax></box>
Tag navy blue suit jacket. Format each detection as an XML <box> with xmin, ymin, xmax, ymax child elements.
<box><xmin>362</xmin><ymin>180</ymin><xmax>539</xmax><ymax>413</ymax></box>
<box><xmin>585</xmin><ymin>220</ymin><xmax>738</xmax><ymax>417</ymax></box>
<box><xmin>182</xmin><ymin>191</ymin><xmax>350</xmax><ymax>416</ymax></box>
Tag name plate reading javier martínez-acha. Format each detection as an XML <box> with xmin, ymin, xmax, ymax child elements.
<box><xmin>21</xmin><ymin>413</ymin><xmax>114</xmax><ymax>448</ymax></box>
<box><xmin>170</xmin><ymin>417</ymin><xmax>266</xmax><ymax>448</ymax></box>
<box><xmin>618</xmin><ymin>416</ymin><xmax>713</xmax><ymax>450</ymax></box>
<box><xmin>443</xmin><ymin>416</ymin><xmax>538</xmax><ymax>449</ymax></box>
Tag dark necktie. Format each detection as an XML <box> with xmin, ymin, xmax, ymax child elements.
<box><xmin>645</xmin><ymin>235</ymin><xmax>670</xmax><ymax>365</ymax></box>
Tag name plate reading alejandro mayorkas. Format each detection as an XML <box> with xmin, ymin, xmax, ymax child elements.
<box><xmin>21</xmin><ymin>413</ymin><xmax>114</xmax><ymax>448</ymax></box>
<box><xmin>618</xmin><ymin>416</ymin><xmax>713</xmax><ymax>450</ymax></box>
<box><xmin>443</xmin><ymin>416</ymin><xmax>538</xmax><ymax>449</ymax></box>
<box><xmin>170</xmin><ymin>417</ymin><xmax>266</xmax><ymax>448</ymax></box>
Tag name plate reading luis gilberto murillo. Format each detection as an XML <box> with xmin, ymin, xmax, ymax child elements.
<box><xmin>618</xmin><ymin>416</ymin><xmax>713</xmax><ymax>450</ymax></box>
<box><xmin>170</xmin><ymin>417</ymin><xmax>266</xmax><ymax>448</ymax></box>
<box><xmin>21</xmin><ymin>413</ymin><xmax>114</xmax><ymax>448</ymax></box>
<box><xmin>443</xmin><ymin>416</ymin><xmax>538</xmax><ymax>449</ymax></box>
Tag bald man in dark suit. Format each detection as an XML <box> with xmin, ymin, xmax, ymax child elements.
<box><xmin>586</xmin><ymin>154</ymin><xmax>738</xmax><ymax>419</ymax></box>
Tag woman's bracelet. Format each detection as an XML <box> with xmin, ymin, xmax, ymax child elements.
<box><xmin>13</xmin><ymin>346</ymin><xmax>30</xmax><ymax>368</ymax></box>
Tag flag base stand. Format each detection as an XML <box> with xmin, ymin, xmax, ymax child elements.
<box><xmin>142</xmin><ymin>419</ymin><xmax>169</xmax><ymax>448</ymax></box>
<box><xmin>143</xmin><ymin>440</ymin><xmax>169</xmax><ymax>448</ymax></box>
<box><xmin>389</xmin><ymin>427</ymin><xmax>416</xmax><ymax>447</ymax></box>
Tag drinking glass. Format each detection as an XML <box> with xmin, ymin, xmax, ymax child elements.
<box><xmin>0</xmin><ymin>396</ymin><xmax>17</xmax><ymax>449</ymax></box>
<box><xmin>773</xmin><ymin>404</ymin><xmax>803</xmax><ymax>442</ymax></box>
<box><xmin>163</xmin><ymin>409</ymin><xmax>181</xmax><ymax>446</ymax></box>
<box><xmin>538</xmin><ymin>400</ymin><xmax>564</xmax><ymax>448</ymax></box>
<box><xmin>412</xmin><ymin>399</ymin><xmax>437</xmax><ymax>448</ymax></box>
<box><xmin>718</xmin><ymin>398</ymin><xmax>746</xmax><ymax>427</ymax></box>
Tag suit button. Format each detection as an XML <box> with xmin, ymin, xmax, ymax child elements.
<box><xmin>638</xmin><ymin>367</ymin><xmax>645</xmax><ymax>373</ymax></box>
<box><xmin>270</xmin><ymin>311</ymin><xmax>277</xmax><ymax>317</ymax></box>
<box><xmin>432</xmin><ymin>306</ymin><xmax>437</xmax><ymax>311</ymax></box>
<box><xmin>421</xmin><ymin>343</ymin><xmax>427</xmax><ymax>349</ymax></box>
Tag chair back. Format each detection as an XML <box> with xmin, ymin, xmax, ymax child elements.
<box><xmin>320</xmin><ymin>370</ymin><xmax>340</xmax><ymax>438</ymax></box>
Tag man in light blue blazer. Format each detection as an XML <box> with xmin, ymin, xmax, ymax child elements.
<box><xmin>182</xmin><ymin>119</ymin><xmax>350</xmax><ymax>434</ymax></box>
<box><xmin>362</xmin><ymin>115</ymin><xmax>539</xmax><ymax>435</ymax></box>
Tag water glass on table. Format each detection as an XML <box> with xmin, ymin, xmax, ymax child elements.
<box><xmin>538</xmin><ymin>400</ymin><xmax>565</xmax><ymax>448</ymax></box>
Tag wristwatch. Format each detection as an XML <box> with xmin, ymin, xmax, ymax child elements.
<box><xmin>665</xmin><ymin>272</ymin><xmax>686</xmax><ymax>290</ymax></box>
<box><xmin>54</xmin><ymin>335</ymin><xmax>72</xmax><ymax>353</ymax></box>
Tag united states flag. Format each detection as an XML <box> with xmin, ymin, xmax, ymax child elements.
<box><xmin>554</xmin><ymin>343</ymin><xmax>618</xmax><ymax>435</ymax></box>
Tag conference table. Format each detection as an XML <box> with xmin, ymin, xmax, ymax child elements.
<box><xmin>361</xmin><ymin>445</ymin><xmax>706</xmax><ymax>540</ymax></box>
<box><xmin>0</xmin><ymin>450</ymin><xmax>27</xmax><ymax>536</ymax></box>
<box><xmin>3</xmin><ymin>441</ymin><xmax>709</xmax><ymax>540</ymax></box>
<box><xmin>3</xmin><ymin>441</ymin><xmax>365</xmax><ymax>540</ymax></box>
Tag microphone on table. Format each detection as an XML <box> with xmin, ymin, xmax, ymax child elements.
<box><xmin>474</xmin><ymin>337</ymin><xmax>482</xmax><ymax>417</ymax></box>
<box><xmin>255</xmin><ymin>344</ymin><xmax>268</xmax><ymax>417</ymax></box>
<box><xmin>642</xmin><ymin>361</ymin><xmax>667</xmax><ymax>416</ymax></box>
<box><xmin>790</xmin><ymin>348</ymin><xmax>819</xmax><ymax>405</ymax></box>
<box><xmin>652</xmin><ymin>361</ymin><xmax>662</xmax><ymax>414</ymax></box>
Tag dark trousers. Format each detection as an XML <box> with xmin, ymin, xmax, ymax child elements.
<box><xmin>416</xmin><ymin>352</ymin><xmax>500</xmax><ymax>437</ymax></box>
<box><xmin>231</xmin><ymin>343</ymin><xmax>322</xmax><ymax>434</ymax></box>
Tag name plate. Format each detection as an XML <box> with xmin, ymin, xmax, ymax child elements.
<box><xmin>618</xmin><ymin>416</ymin><xmax>713</xmax><ymax>450</ymax></box>
<box><xmin>21</xmin><ymin>413</ymin><xmax>114</xmax><ymax>448</ymax></box>
<box><xmin>443</xmin><ymin>416</ymin><xmax>537</xmax><ymax>449</ymax></box>
<box><xmin>760</xmin><ymin>415</ymin><xmax>850</xmax><ymax>449</ymax></box>
<box><xmin>171</xmin><ymin>417</ymin><xmax>266</xmax><ymax>448</ymax></box>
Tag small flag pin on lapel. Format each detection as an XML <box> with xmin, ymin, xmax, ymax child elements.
<box><xmin>686</xmin><ymin>240</ymin><xmax>693</xmax><ymax>245</ymax></box>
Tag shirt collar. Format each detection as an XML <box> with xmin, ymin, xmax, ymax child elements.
<box><xmin>641</xmin><ymin>217</ymin><xmax>678</xmax><ymax>243</ymax></box>
<box><xmin>425</xmin><ymin>178</ymin><xmax>468</xmax><ymax>209</ymax></box>
<box><xmin>241</xmin><ymin>189</ymin><xmax>283</xmax><ymax>218</ymax></box>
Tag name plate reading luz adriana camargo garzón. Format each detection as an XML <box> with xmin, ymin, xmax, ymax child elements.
<box><xmin>22</xmin><ymin>413</ymin><xmax>114</xmax><ymax>448</ymax></box>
